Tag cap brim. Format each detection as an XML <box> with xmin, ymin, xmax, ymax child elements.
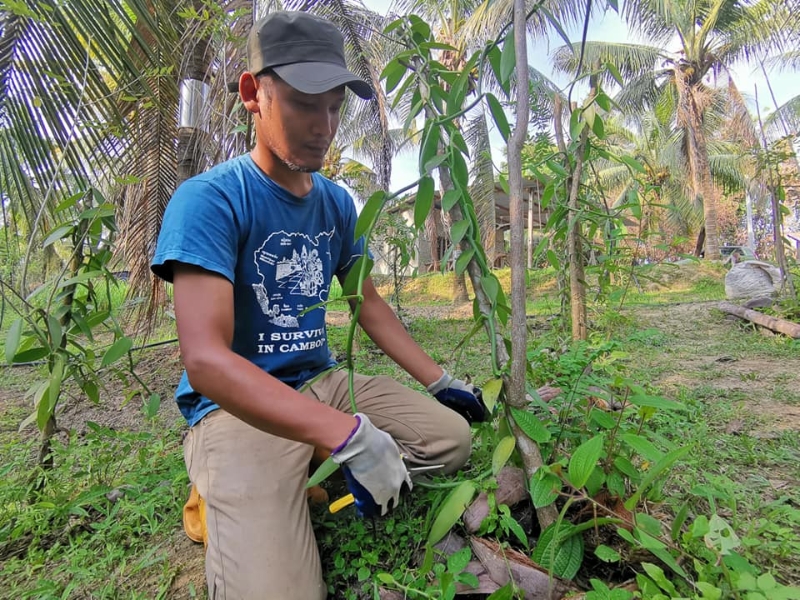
<box><xmin>273</xmin><ymin>62</ymin><xmax>373</xmax><ymax>100</ymax></box>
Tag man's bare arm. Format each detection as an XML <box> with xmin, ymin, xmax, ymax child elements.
<box><xmin>173</xmin><ymin>263</ymin><xmax>356</xmax><ymax>450</ymax></box>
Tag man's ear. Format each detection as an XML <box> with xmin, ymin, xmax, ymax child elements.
<box><xmin>239</xmin><ymin>72</ymin><xmax>260</xmax><ymax>113</ymax></box>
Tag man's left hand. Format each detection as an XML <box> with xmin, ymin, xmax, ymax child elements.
<box><xmin>427</xmin><ymin>371</ymin><xmax>489</xmax><ymax>424</ymax></box>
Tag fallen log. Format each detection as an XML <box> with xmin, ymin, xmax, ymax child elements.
<box><xmin>719</xmin><ymin>302</ymin><xmax>800</xmax><ymax>339</ymax></box>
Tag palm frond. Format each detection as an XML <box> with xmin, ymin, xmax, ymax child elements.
<box><xmin>764</xmin><ymin>94</ymin><xmax>800</xmax><ymax>138</ymax></box>
<box><xmin>551</xmin><ymin>41</ymin><xmax>666</xmax><ymax>86</ymax></box>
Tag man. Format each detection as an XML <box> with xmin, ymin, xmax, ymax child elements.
<box><xmin>151</xmin><ymin>11</ymin><xmax>488</xmax><ymax>599</ymax></box>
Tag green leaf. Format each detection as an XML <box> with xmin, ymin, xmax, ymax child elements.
<box><xmin>448</xmin><ymin>68</ymin><xmax>470</xmax><ymax>116</ymax></box>
<box><xmin>621</xmin><ymin>434</ymin><xmax>664</xmax><ymax>462</ymax></box>
<box><xmin>481</xmin><ymin>378</ymin><xmax>503</xmax><ymax>413</ymax></box>
<box><xmin>487</xmin><ymin>584</ymin><xmax>515</xmax><ymax>600</ymax></box>
<box><xmin>541</xmin><ymin>7</ymin><xmax>572</xmax><ymax>51</ymax></box>
<box><xmin>447</xmin><ymin>547</ymin><xmax>471</xmax><ymax>574</ymax></box>
<box><xmin>481</xmin><ymin>274</ymin><xmax>500</xmax><ymax>303</ymax></box>
<box><xmin>144</xmin><ymin>393</ymin><xmax>161</xmax><ymax>419</ymax></box>
<box><xmin>546</xmin><ymin>159</ymin><xmax>568</xmax><ymax>178</ymax></box>
<box><xmin>42</xmin><ymin>224</ymin><xmax>74</xmax><ymax>248</ymax></box>
<box><xmin>628</xmin><ymin>393</ymin><xmax>684</xmax><ymax>411</ymax></box>
<box><xmin>568</xmin><ymin>435</ymin><xmax>604</xmax><ymax>490</ymax></box>
<box><xmin>306</xmin><ymin>456</ymin><xmax>339</xmax><ymax>488</ymax></box>
<box><xmin>486</xmin><ymin>93</ymin><xmax>510</xmax><ymax>141</ymax></box>
<box><xmin>450</xmin><ymin>220</ymin><xmax>470</xmax><ymax>245</ymax></box>
<box><xmin>705</xmin><ymin>514</ymin><xmax>741</xmax><ymax>555</ymax></box>
<box><xmin>35</xmin><ymin>379</ymin><xmax>52</xmax><ymax>431</ymax></box>
<box><xmin>47</xmin><ymin>354</ymin><xmax>64</xmax><ymax>417</ymax></box>
<box><xmin>450</xmin><ymin>147</ymin><xmax>469</xmax><ymax>189</ymax></box>
<box><xmin>620</xmin><ymin>155</ymin><xmax>646</xmax><ymax>173</ymax></box>
<box><xmin>530</xmin><ymin>471</ymin><xmax>561</xmax><ymax>508</ymax></box>
<box><xmin>591</xmin><ymin>115</ymin><xmax>606</xmax><ymax>139</ymax></box>
<box><xmin>605</xmin><ymin>62</ymin><xmax>624</xmax><ymax>86</ymax></box>
<box><xmin>101</xmin><ymin>336</ymin><xmax>133</xmax><ymax>367</ymax></box>
<box><xmin>595</xmin><ymin>91</ymin><xmax>612</xmax><ymax>112</ymax></box>
<box><xmin>5</xmin><ymin>318</ymin><xmax>24</xmax><ymax>364</ymax></box>
<box><xmin>83</xmin><ymin>380</ymin><xmax>100</xmax><ymax>404</ymax></box>
<box><xmin>381</xmin><ymin>59</ymin><xmax>406</xmax><ymax>93</ymax></box>
<box><xmin>624</xmin><ymin>446</ymin><xmax>691</xmax><ymax>510</ymax></box>
<box><xmin>376</xmin><ymin>573</ymin><xmax>395</xmax><ymax>585</ymax></box>
<box><xmin>341</xmin><ymin>255</ymin><xmax>373</xmax><ymax>296</ymax></box>
<box><xmin>428</xmin><ymin>480</ymin><xmax>476</xmax><ymax>545</ymax></box>
<box><xmin>595</xmin><ymin>544</ymin><xmax>621</xmax><ymax>562</ymax></box>
<box><xmin>414</xmin><ymin>176</ymin><xmax>435</xmax><ymax>229</ymax></box>
<box><xmin>420</xmin><ymin>123</ymin><xmax>441</xmax><ymax>175</ymax></box>
<box><xmin>355</xmin><ymin>190</ymin><xmax>387</xmax><ymax>240</ymax></box>
<box><xmin>13</xmin><ymin>347</ymin><xmax>50</xmax><ymax>363</ymax></box>
<box><xmin>47</xmin><ymin>315</ymin><xmax>63</xmax><ymax>348</ymax></box>
<box><xmin>509</xmin><ymin>407</ymin><xmax>551</xmax><ymax>443</ymax></box>
<box><xmin>454</xmin><ymin>247</ymin><xmax>474</xmax><ymax>275</ymax></box>
<box><xmin>499</xmin><ymin>28</ymin><xmax>516</xmax><ymax>87</ymax></box>
<box><xmin>491</xmin><ymin>436</ymin><xmax>516</xmax><ymax>475</ymax></box>
<box><xmin>532</xmin><ymin>521</ymin><xmax>584</xmax><ymax>579</ymax></box>
<box><xmin>57</xmin><ymin>270</ymin><xmax>104</xmax><ymax>289</ymax></box>
<box><xmin>441</xmin><ymin>189</ymin><xmax>460</xmax><ymax>212</ymax></box>
<box><xmin>569</xmin><ymin>109</ymin><xmax>585</xmax><ymax>140</ymax></box>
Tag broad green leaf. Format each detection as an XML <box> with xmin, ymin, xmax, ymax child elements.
<box><xmin>376</xmin><ymin>573</ymin><xmax>395</xmax><ymax>585</ymax></box>
<box><xmin>448</xmin><ymin>68</ymin><xmax>470</xmax><ymax>116</ymax></box>
<box><xmin>83</xmin><ymin>380</ymin><xmax>100</xmax><ymax>404</ymax></box>
<box><xmin>414</xmin><ymin>176</ymin><xmax>435</xmax><ymax>229</ymax></box>
<box><xmin>620</xmin><ymin>155</ymin><xmax>646</xmax><ymax>173</ymax></box>
<box><xmin>705</xmin><ymin>514</ymin><xmax>741</xmax><ymax>555</ymax></box>
<box><xmin>307</xmin><ymin>456</ymin><xmax>339</xmax><ymax>488</ymax></box>
<box><xmin>628</xmin><ymin>393</ymin><xmax>684</xmax><ymax>411</ymax></box>
<box><xmin>585</xmin><ymin>466</ymin><xmax>606</xmax><ymax>497</ymax></box>
<box><xmin>441</xmin><ymin>189</ymin><xmax>460</xmax><ymax>212</ymax></box>
<box><xmin>481</xmin><ymin>378</ymin><xmax>503</xmax><ymax>413</ymax></box>
<box><xmin>47</xmin><ymin>315</ymin><xmax>63</xmax><ymax>348</ymax></box>
<box><xmin>101</xmin><ymin>336</ymin><xmax>133</xmax><ymax>367</ymax></box>
<box><xmin>42</xmin><ymin>224</ymin><xmax>74</xmax><ymax>248</ymax></box>
<box><xmin>606</xmin><ymin>62</ymin><xmax>624</xmax><ymax>85</ymax></box>
<box><xmin>487</xmin><ymin>46</ymin><xmax>508</xmax><ymax>95</ymax></box>
<box><xmin>491</xmin><ymin>436</ymin><xmax>516</xmax><ymax>475</ymax></box>
<box><xmin>13</xmin><ymin>347</ymin><xmax>50</xmax><ymax>363</ymax></box>
<box><xmin>450</xmin><ymin>220</ymin><xmax>470</xmax><ymax>245</ymax></box>
<box><xmin>446</xmin><ymin>547</ymin><xmax>471</xmax><ymax>574</ymax></box>
<box><xmin>145</xmin><ymin>393</ymin><xmax>161</xmax><ymax>419</ymax></box>
<box><xmin>381</xmin><ymin>59</ymin><xmax>406</xmax><ymax>93</ymax></box>
<box><xmin>454</xmin><ymin>247</ymin><xmax>474</xmax><ymax>275</ymax></box>
<box><xmin>595</xmin><ymin>91</ymin><xmax>612</xmax><ymax>112</ymax></box>
<box><xmin>481</xmin><ymin>274</ymin><xmax>500</xmax><ymax>303</ymax></box>
<box><xmin>591</xmin><ymin>115</ymin><xmax>606</xmax><ymax>139</ymax></box>
<box><xmin>621</xmin><ymin>434</ymin><xmax>664</xmax><ymax>462</ymax></box>
<box><xmin>427</xmin><ymin>480</ymin><xmax>476</xmax><ymax>545</ymax></box>
<box><xmin>546</xmin><ymin>159</ymin><xmax>568</xmax><ymax>177</ymax></box>
<box><xmin>642</xmin><ymin>563</ymin><xmax>677</xmax><ymax>596</ymax></box>
<box><xmin>487</xmin><ymin>584</ymin><xmax>515</xmax><ymax>600</ymax></box>
<box><xmin>530</xmin><ymin>472</ymin><xmax>561</xmax><ymax>508</ymax></box>
<box><xmin>5</xmin><ymin>318</ymin><xmax>24</xmax><ymax>364</ymax></box>
<box><xmin>420</xmin><ymin>124</ymin><xmax>441</xmax><ymax>175</ymax></box>
<box><xmin>35</xmin><ymin>379</ymin><xmax>52</xmax><ymax>431</ymax></box>
<box><xmin>354</xmin><ymin>190</ymin><xmax>387</xmax><ymax>240</ymax></box>
<box><xmin>499</xmin><ymin>28</ymin><xmax>516</xmax><ymax>87</ymax></box>
<box><xmin>57</xmin><ymin>270</ymin><xmax>104</xmax><ymax>289</ymax></box>
<box><xmin>341</xmin><ymin>255</ymin><xmax>373</xmax><ymax>295</ymax></box>
<box><xmin>569</xmin><ymin>109</ymin><xmax>584</xmax><ymax>140</ymax></box>
<box><xmin>509</xmin><ymin>407</ymin><xmax>551</xmax><ymax>443</ymax></box>
<box><xmin>423</xmin><ymin>154</ymin><xmax>448</xmax><ymax>173</ymax></box>
<box><xmin>568</xmin><ymin>435</ymin><xmax>604</xmax><ymax>490</ymax></box>
<box><xmin>486</xmin><ymin>94</ymin><xmax>510</xmax><ymax>141</ymax></box>
<box><xmin>450</xmin><ymin>147</ymin><xmax>469</xmax><ymax>189</ymax></box>
<box><xmin>624</xmin><ymin>446</ymin><xmax>691</xmax><ymax>510</ymax></box>
<box><xmin>595</xmin><ymin>544</ymin><xmax>621</xmax><ymax>562</ymax></box>
<box><xmin>532</xmin><ymin>521</ymin><xmax>584</xmax><ymax>579</ymax></box>
<box><xmin>54</xmin><ymin>191</ymin><xmax>84</xmax><ymax>212</ymax></box>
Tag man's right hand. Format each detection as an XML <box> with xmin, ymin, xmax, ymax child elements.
<box><xmin>331</xmin><ymin>413</ymin><xmax>411</xmax><ymax>517</ymax></box>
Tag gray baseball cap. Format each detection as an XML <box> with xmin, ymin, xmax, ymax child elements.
<box><xmin>247</xmin><ymin>11</ymin><xmax>373</xmax><ymax>99</ymax></box>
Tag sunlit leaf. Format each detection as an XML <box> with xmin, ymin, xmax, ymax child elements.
<box><xmin>491</xmin><ymin>436</ymin><xmax>516</xmax><ymax>475</ymax></box>
<box><xmin>481</xmin><ymin>378</ymin><xmax>503</xmax><ymax>413</ymax></box>
<box><xmin>427</xmin><ymin>480</ymin><xmax>476</xmax><ymax>545</ymax></box>
<box><xmin>307</xmin><ymin>456</ymin><xmax>339</xmax><ymax>488</ymax></box>
<box><xmin>568</xmin><ymin>435</ymin><xmax>604</xmax><ymax>490</ymax></box>
<box><xmin>101</xmin><ymin>337</ymin><xmax>133</xmax><ymax>367</ymax></box>
<box><xmin>355</xmin><ymin>190</ymin><xmax>387</xmax><ymax>240</ymax></box>
<box><xmin>414</xmin><ymin>176</ymin><xmax>435</xmax><ymax>229</ymax></box>
<box><xmin>509</xmin><ymin>407</ymin><xmax>550</xmax><ymax>443</ymax></box>
<box><xmin>486</xmin><ymin>93</ymin><xmax>510</xmax><ymax>141</ymax></box>
<box><xmin>5</xmin><ymin>319</ymin><xmax>24</xmax><ymax>364</ymax></box>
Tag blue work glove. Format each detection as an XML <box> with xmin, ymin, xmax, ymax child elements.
<box><xmin>331</xmin><ymin>413</ymin><xmax>412</xmax><ymax>517</ymax></box>
<box><xmin>427</xmin><ymin>371</ymin><xmax>489</xmax><ymax>424</ymax></box>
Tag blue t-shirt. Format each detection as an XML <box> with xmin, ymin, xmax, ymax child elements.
<box><xmin>151</xmin><ymin>155</ymin><xmax>364</xmax><ymax>426</ymax></box>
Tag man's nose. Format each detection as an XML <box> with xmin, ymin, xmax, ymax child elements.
<box><xmin>311</xmin><ymin>109</ymin><xmax>336</xmax><ymax>137</ymax></box>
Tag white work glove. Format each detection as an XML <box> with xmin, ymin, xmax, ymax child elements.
<box><xmin>331</xmin><ymin>413</ymin><xmax>412</xmax><ymax>517</ymax></box>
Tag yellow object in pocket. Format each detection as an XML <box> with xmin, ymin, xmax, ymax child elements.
<box><xmin>183</xmin><ymin>484</ymin><xmax>207</xmax><ymax>547</ymax></box>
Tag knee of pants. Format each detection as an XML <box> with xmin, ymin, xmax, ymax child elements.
<box><xmin>442</xmin><ymin>416</ymin><xmax>473</xmax><ymax>474</ymax></box>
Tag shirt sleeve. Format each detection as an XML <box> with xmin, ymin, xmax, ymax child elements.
<box><xmin>150</xmin><ymin>179</ymin><xmax>240</xmax><ymax>283</ymax></box>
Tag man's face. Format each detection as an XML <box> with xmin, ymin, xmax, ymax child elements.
<box><xmin>256</xmin><ymin>74</ymin><xmax>345</xmax><ymax>173</ymax></box>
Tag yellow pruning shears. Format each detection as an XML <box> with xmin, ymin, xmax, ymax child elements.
<box><xmin>329</xmin><ymin>462</ymin><xmax>445</xmax><ymax>514</ymax></box>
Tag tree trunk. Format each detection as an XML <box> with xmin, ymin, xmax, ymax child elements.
<box><xmin>682</xmin><ymin>83</ymin><xmax>720</xmax><ymax>260</ymax></box>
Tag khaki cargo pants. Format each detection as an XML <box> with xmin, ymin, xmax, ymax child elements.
<box><xmin>183</xmin><ymin>370</ymin><xmax>472</xmax><ymax>600</ymax></box>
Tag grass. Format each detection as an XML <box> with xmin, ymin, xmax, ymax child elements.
<box><xmin>1</xmin><ymin>263</ymin><xmax>799</xmax><ymax>598</ymax></box>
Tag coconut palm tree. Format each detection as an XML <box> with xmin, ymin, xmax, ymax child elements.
<box><xmin>552</xmin><ymin>0</ymin><xmax>794</xmax><ymax>259</ymax></box>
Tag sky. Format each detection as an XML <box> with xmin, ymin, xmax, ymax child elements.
<box><xmin>358</xmin><ymin>0</ymin><xmax>798</xmax><ymax>192</ymax></box>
